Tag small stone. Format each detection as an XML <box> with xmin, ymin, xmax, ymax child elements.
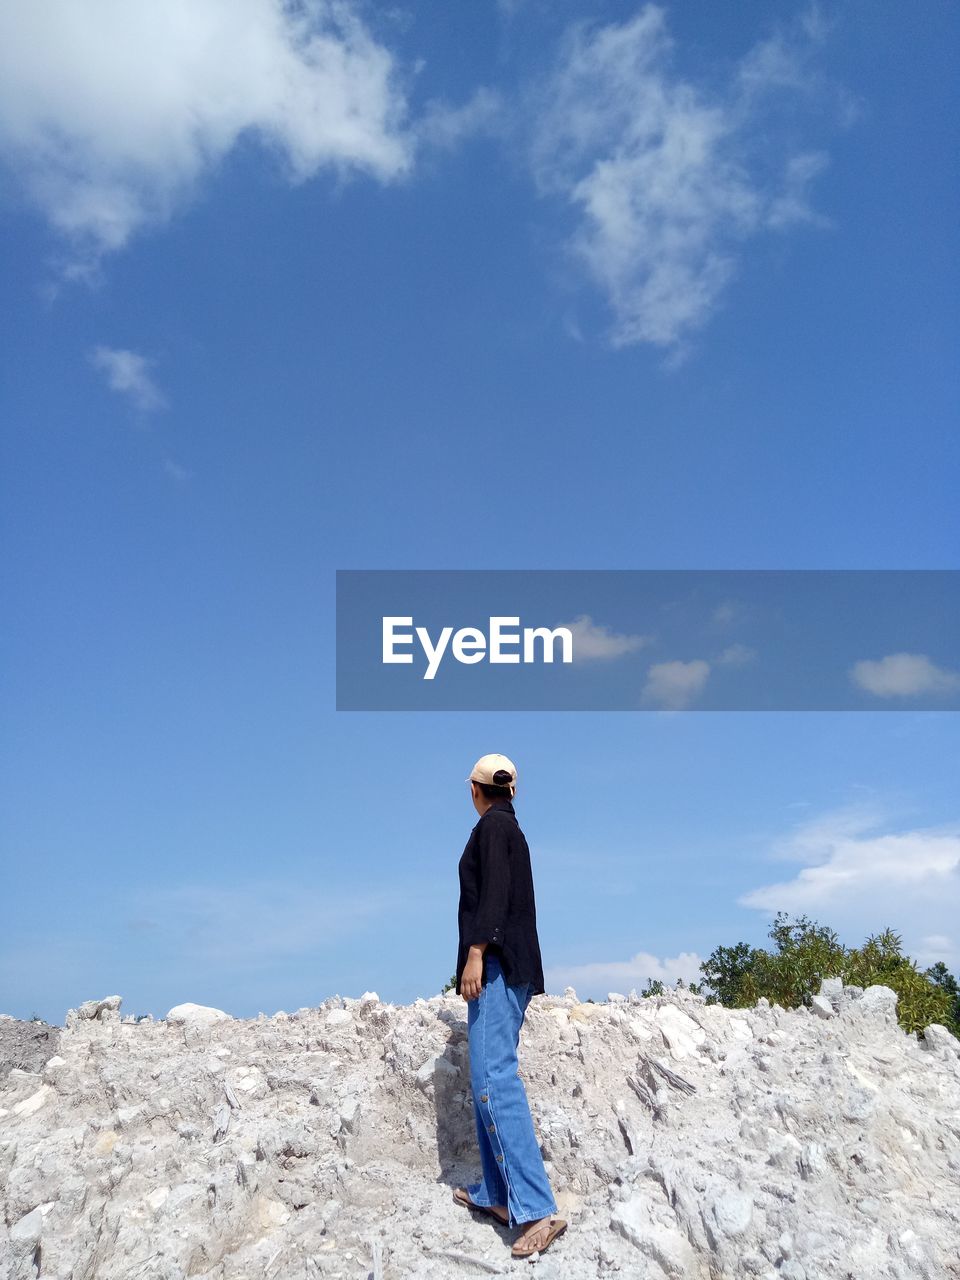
<box><xmin>857</xmin><ymin>986</ymin><xmax>898</xmax><ymax>1014</ymax></box>
<box><xmin>709</xmin><ymin>1190</ymin><xmax>753</xmax><ymax>1237</ymax></box>
<box><xmin>819</xmin><ymin>977</ymin><xmax>843</xmax><ymax>1003</ymax></box>
<box><xmin>922</xmin><ymin>1024</ymin><xmax>960</xmax><ymax>1056</ymax></box>
<box><xmin>10</xmin><ymin>1206</ymin><xmax>44</xmax><ymax>1254</ymax></box>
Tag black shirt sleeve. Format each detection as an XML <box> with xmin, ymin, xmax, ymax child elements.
<box><xmin>468</xmin><ymin>816</ymin><xmax>512</xmax><ymax>948</ymax></box>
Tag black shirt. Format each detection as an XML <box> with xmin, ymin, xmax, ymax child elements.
<box><xmin>455</xmin><ymin>798</ymin><xmax>546</xmax><ymax>997</ymax></box>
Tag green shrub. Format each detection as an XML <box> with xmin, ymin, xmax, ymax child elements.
<box><xmin>699</xmin><ymin>912</ymin><xmax>959</xmax><ymax>1040</ymax></box>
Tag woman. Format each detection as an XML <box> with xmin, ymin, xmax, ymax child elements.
<box><xmin>453</xmin><ymin>753</ymin><xmax>568</xmax><ymax>1260</ymax></box>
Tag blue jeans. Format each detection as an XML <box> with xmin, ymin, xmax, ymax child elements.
<box><xmin>465</xmin><ymin>951</ymin><xmax>558</xmax><ymax>1228</ymax></box>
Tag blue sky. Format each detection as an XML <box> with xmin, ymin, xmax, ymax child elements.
<box><xmin>1</xmin><ymin>1</ymin><xmax>957</xmax><ymax>1022</ymax></box>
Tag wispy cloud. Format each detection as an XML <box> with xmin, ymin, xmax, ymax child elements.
<box><xmin>641</xmin><ymin>657</ymin><xmax>710</xmax><ymax>708</ymax></box>
<box><xmin>416</xmin><ymin>87</ymin><xmax>504</xmax><ymax>152</ymax></box>
<box><xmin>558</xmin><ymin>614</ymin><xmax>652</xmax><ymax>661</ymax></box>
<box><xmin>714</xmin><ymin>642</ymin><xmax>756</xmax><ymax>668</ymax></box>
<box><xmin>740</xmin><ymin>804</ymin><xmax>960</xmax><ymax>970</ymax></box>
<box><xmin>529</xmin><ymin>3</ymin><xmax>839</xmax><ymax>355</ymax></box>
<box><xmin>711</xmin><ymin>600</ymin><xmax>741</xmax><ymax>627</ymax></box>
<box><xmin>162</xmin><ymin>457</ymin><xmax>193</xmax><ymax>484</ymax></box>
<box><xmin>850</xmin><ymin>652</ymin><xmax>960</xmax><ymax>699</ymax></box>
<box><xmin>546</xmin><ymin>948</ymin><xmax>704</xmax><ymax>997</ymax></box>
<box><xmin>89</xmin><ymin>345</ymin><xmax>166</xmax><ymax>412</ymax></box>
<box><xmin>126</xmin><ymin>878</ymin><xmax>410</xmax><ymax>970</ymax></box>
<box><xmin>0</xmin><ymin>0</ymin><xmax>411</xmax><ymax>274</ymax></box>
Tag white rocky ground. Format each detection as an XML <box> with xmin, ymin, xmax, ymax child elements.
<box><xmin>1</xmin><ymin>982</ymin><xmax>959</xmax><ymax>1280</ymax></box>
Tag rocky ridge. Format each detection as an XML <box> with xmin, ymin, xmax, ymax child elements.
<box><xmin>1</xmin><ymin>982</ymin><xmax>959</xmax><ymax>1279</ymax></box>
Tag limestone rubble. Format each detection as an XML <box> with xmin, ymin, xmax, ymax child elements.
<box><xmin>1</xmin><ymin>982</ymin><xmax>959</xmax><ymax>1279</ymax></box>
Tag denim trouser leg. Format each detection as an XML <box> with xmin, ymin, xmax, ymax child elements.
<box><xmin>466</xmin><ymin>952</ymin><xmax>558</xmax><ymax>1229</ymax></box>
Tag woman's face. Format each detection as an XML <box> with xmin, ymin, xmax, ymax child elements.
<box><xmin>470</xmin><ymin>781</ymin><xmax>485</xmax><ymax>817</ymax></box>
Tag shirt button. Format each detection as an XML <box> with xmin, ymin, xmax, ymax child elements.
<box><xmin>496</xmin><ymin>1154</ymin><xmax>504</xmax><ymax>1163</ymax></box>
<box><xmin>480</xmin><ymin>1094</ymin><xmax>488</xmax><ymax>1102</ymax></box>
<box><xmin>488</xmin><ymin>1123</ymin><xmax>495</xmax><ymax>1133</ymax></box>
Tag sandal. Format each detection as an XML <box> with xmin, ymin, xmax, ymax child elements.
<box><xmin>511</xmin><ymin>1214</ymin><xmax>568</xmax><ymax>1258</ymax></box>
<box><xmin>453</xmin><ymin>1187</ymin><xmax>509</xmax><ymax>1225</ymax></box>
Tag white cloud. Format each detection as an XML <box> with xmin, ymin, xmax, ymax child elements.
<box><xmin>739</xmin><ymin>804</ymin><xmax>960</xmax><ymax>971</ymax></box>
<box><xmin>416</xmin><ymin>88</ymin><xmax>504</xmax><ymax>152</ymax></box>
<box><xmin>557</xmin><ymin>614</ymin><xmax>651</xmax><ymax>661</ymax></box>
<box><xmin>642</xmin><ymin>657</ymin><xmax>710</xmax><ymax>708</ymax></box>
<box><xmin>162</xmin><ymin>457</ymin><xmax>193</xmax><ymax>484</ymax></box>
<box><xmin>850</xmin><ymin>652</ymin><xmax>960</xmax><ymax>699</ymax></box>
<box><xmin>530</xmin><ymin>4</ymin><xmax>834</xmax><ymax>352</ymax></box>
<box><xmin>715</xmin><ymin>643</ymin><xmax>756</xmax><ymax>667</ymax></box>
<box><xmin>89</xmin><ymin>345</ymin><xmax>166</xmax><ymax>412</ymax></box>
<box><xmin>0</xmin><ymin>0</ymin><xmax>411</xmax><ymax>270</ymax></box>
<box><xmin>711</xmin><ymin>600</ymin><xmax>740</xmax><ymax>627</ymax></box>
<box><xmin>545</xmin><ymin>949</ymin><xmax>704</xmax><ymax>998</ymax></box>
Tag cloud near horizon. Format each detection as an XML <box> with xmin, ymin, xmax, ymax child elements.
<box><xmin>545</xmin><ymin>948</ymin><xmax>705</xmax><ymax>997</ymax></box>
<box><xmin>740</xmin><ymin>803</ymin><xmax>960</xmax><ymax>971</ymax></box>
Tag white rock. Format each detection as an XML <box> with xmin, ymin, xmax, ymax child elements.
<box><xmin>12</xmin><ymin>1085</ymin><xmax>53</xmax><ymax>1117</ymax></box>
<box><xmin>3</xmin><ymin>986</ymin><xmax>959</xmax><ymax>1280</ymax></box>
<box><xmin>232</xmin><ymin>1065</ymin><xmax>266</xmax><ymax>1092</ymax></box>
<box><xmin>922</xmin><ymin>1024</ymin><xmax>960</xmax><ymax>1056</ymax></box>
<box><xmin>145</xmin><ymin>1186</ymin><xmax>170</xmax><ymax>1212</ymax></box>
<box><xmin>611</xmin><ymin>1193</ymin><xmax>700</xmax><ymax>1272</ymax></box>
<box><xmin>810</xmin><ymin>995</ymin><xmax>835</xmax><ymax>1020</ymax></box>
<box><xmin>165</xmin><ymin>1002</ymin><xmax>232</xmax><ymax>1025</ymax></box>
<box><xmin>819</xmin><ymin>977</ymin><xmax>843</xmax><ymax>1003</ymax></box>
<box><xmin>324</xmin><ymin>1008</ymin><xmax>354</xmax><ymax>1026</ymax></box>
<box><xmin>857</xmin><ymin>985</ymin><xmax>898</xmax><ymax>1014</ymax></box>
<box><xmin>709</xmin><ymin>1190</ymin><xmax>753</xmax><ymax>1238</ymax></box>
<box><xmin>655</xmin><ymin>1004</ymin><xmax>707</xmax><ymax>1060</ymax></box>
<box><xmin>76</xmin><ymin>995</ymin><xmax>122</xmax><ymax>1020</ymax></box>
<box><xmin>728</xmin><ymin>1016</ymin><xmax>753</xmax><ymax>1040</ymax></box>
<box><xmin>10</xmin><ymin>1206</ymin><xmax>44</xmax><ymax>1253</ymax></box>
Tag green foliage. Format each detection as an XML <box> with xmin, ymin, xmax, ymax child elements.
<box><xmin>441</xmin><ymin>974</ymin><xmax>457</xmax><ymax>994</ymax></box>
<box><xmin>842</xmin><ymin>928</ymin><xmax>955</xmax><ymax>1036</ymax></box>
<box><xmin>640</xmin><ymin>978</ymin><xmax>665</xmax><ymax>997</ymax></box>
<box><xmin>699</xmin><ymin>912</ymin><xmax>959</xmax><ymax>1040</ymax></box>
<box><xmin>698</xmin><ymin>941</ymin><xmax>760</xmax><ymax>1008</ymax></box>
<box><xmin>925</xmin><ymin>961</ymin><xmax>960</xmax><ymax>1032</ymax></box>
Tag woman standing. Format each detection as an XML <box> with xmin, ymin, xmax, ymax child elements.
<box><xmin>453</xmin><ymin>753</ymin><xmax>568</xmax><ymax>1261</ymax></box>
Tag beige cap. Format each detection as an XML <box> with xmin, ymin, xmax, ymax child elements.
<box><xmin>466</xmin><ymin>753</ymin><xmax>518</xmax><ymax>795</ymax></box>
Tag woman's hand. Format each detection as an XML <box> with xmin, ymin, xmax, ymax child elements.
<box><xmin>461</xmin><ymin>946</ymin><xmax>485</xmax><ymax>1000</ymax></box>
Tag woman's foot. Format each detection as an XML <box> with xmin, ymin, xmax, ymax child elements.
<box><xmin>453</xmin><ymin>1187</ymin><xmax>509</xmax><ymax>1224</ymax></box>
<box><xmin>511</xmin><ymin>1214</ymin><xmax>568</xmax><ymax>1258</ymax></box>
